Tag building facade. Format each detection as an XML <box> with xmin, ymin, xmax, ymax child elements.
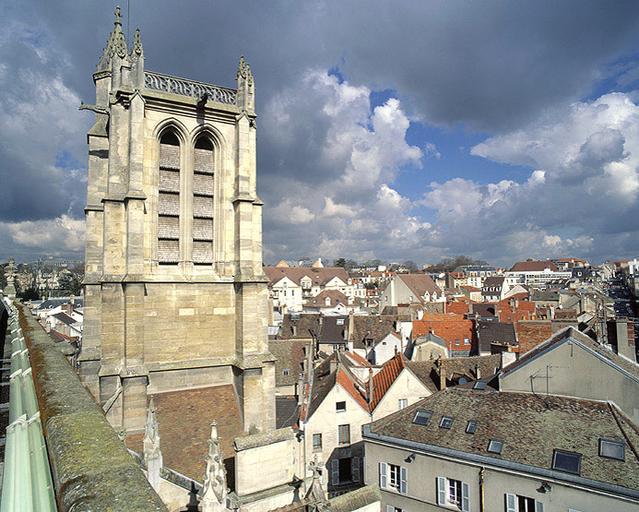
<box><xmin>79</xmin><ymin>10</ymin><xmax>275</xmax><ymax>434</ymax></box>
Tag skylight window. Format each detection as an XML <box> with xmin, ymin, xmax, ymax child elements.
<box><xmin>412</xmin><ymin>409</ymin><xmax>432</xmax><ymax>426</ymax></box>
<box><xmin>473</xmin><ymin>381</ymin><xmax>487</xmax><ymax>390</ymax></box>
<box><xmin>439</xmin><ymin>416</ymin><xmax>453</xmax><ymax>429</ymax></box>
<box><xmin>599</xmin><ymin>439</ymin><xmax>625</xmax><ymax>461</ymax></box>
<box><xmin>552</xmin><ymin>450</ymin><xmax>582</xmax><ymax>474</ymax></box>
<box><xmin>466</xmin><ymin>420</ymin><xmax>477</xmax><ymax>434</ymax></box>
<box><xmin>487</xmin><ymin>439</ymin><xmax>503</xmax><ymax>454</ymax></box>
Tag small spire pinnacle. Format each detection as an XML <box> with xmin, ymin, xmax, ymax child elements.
<box><xmin>131</xmin><ymin>27</ymin><xmax>143</xmax><ymax>57</ymax></box>
<box><xmin>96</xmin><ymin>6</ymin><xmax>128</xmax><ymax>72</ymax></box>
<box><xmin>201</xmin><ymin>421</ymin><xmax>228</xmax><ymax>512</ymax></box>
<box><xmin>114</xmin><ymin>6</ymin><xmax>122</xmax><ymax>26</ymax></box>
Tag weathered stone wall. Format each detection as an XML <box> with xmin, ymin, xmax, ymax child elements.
<box><xmin>18</xmin><ymin>304</ymin><xmax>167</xmax><ymax>512</ymax></box>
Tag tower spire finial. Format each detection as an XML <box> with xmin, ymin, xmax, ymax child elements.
<box><xmin>114</xmin><ymin>6</ymin><xmax>122</xmax><ymax>26</ymax></box>
<box><xmin>96</xmin><ymin>5</ymin><xmax>128</xmax><ymax>72</ymax></box>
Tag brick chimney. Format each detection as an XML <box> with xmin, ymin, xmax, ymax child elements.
<box><xmin>439</xmin><ymin>360</ymin><xmax>447</xmax><ymax>390</ymax></box>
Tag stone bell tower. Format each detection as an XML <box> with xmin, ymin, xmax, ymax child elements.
<box><xmin>79</xmin><ymin>8</ymin><xmax>275</xmax><ymax>434</ymax></box>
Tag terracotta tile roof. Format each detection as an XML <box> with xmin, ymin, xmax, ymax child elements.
<box><xmin>343</xmin><ymin>350</ymin><xmax>371</xmax><ymax>367</ymax></box>
<box><xmin>264</xmin><ymin>266</ymin><xmax>350</xmax><ymax>287</ymax></box>
<box><xmin>127</xmin><ymin>385</ymin><xmax>242</xmax><ymax>481</ymax></box>
<box><xmin>336</xmin><ymin>368</ymin><xmax>369</xmax><ymax>411</ymax></box>
<box><xmin>516</xmin><ymin>320</ymin><xmax>553</xmax><ymax>354</ymax></box>
<box><xmin>447</xmin><ymin>301</ymin><xmax>471</xmax><ymax>315</ymax></box>
<box><xmin>509</xmin><ymin>260</ymin><xmax>559</xmax><ymax>272</ymax></box>
<box><xmin>413</xmin><ymin>316</ymin><xmax>475</xmax><ymax>352</ymax></box>
<box><xmin>496</xmin><ymin>299</ymin><xmax>536</xmax><ymax>323</ymax></box>
<box><xmin>370</xmin><ymin>353</ymin><xmax>406</xmax><ymax>410</ymax></box>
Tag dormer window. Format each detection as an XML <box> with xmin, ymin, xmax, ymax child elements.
<box><xmin>552</xmin><ymin>450</ymin><xmax>581</xmax><ymax>474</ymax></box>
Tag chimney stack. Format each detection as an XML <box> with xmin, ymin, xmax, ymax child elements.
<box><xmin>368</xmin><ymin>368</ymin><xmax>374</xmax><ymax>405</ymax></box>
<box><xmin>439</xmin><ymin>362</ymin><xmax>447</xmax><ymax>391</ymax></box>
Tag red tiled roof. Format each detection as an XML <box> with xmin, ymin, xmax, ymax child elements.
<box><xmin>336</xmin><ymin>368</ymin><xmax>369</xmax><ymax>411</ymax></box>
<box><xmin>343</xmin><ymin>351</ymin><xmax>371</xmax><ymax>367</ymax></box>
<box><xmin>127</xmin><ymin>385</ymin><xmax>242</xmax><ymax>481</ymax></box>
<box><xmin>509</xmin><ymin>260</ymin><xmax>558</xmax><ymax>272</ymax></box>
<box><xmin>413</xmin><ymin>316</ymin><xmax>475</xmax><ymax>352</ymax></box>
<box><xmin>370</xmin><ymin>353</ymin><xmax>406</xmax><ymax>410</ymax></box>
<box><xmin>516</xmin><ymin>320</ymin><xmax>553</xmax><ymax>354</ymax></box>
<box><xmin>496</xmin><ymin>299</ymin><xmax>536</xmax><ymax>323</ymax></box>
<box><xmin>447</xmin><ymin>301</ymin><xmax>471</xmax><ymax>315</ymax></box>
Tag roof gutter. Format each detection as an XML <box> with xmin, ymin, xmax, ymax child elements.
<box><xmin>362</xmin><ymin>424</ymin><xmax>639</xmax><ymax>503</ymax></box>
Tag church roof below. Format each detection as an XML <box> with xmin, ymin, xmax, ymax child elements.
<box><xmin>126</xmin><ymin>384</ymin><xmax>242</xmax><ymax>483</ymax></box>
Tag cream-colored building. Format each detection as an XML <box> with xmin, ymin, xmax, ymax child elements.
<box><xmin>79</xmin><ymin>10</ymin><xmax>274</xmax><ymax>437</ymax></box>
<box><xmin>364</xmin><ymin>388</ymin><xmax>639</xmax><ymax>512</ymax></box>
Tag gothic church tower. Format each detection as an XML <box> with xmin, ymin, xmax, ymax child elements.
<box><xmin>79</xmin><ymin>8</ymin><xmax>275</xmax><ymax>434</ymax></box>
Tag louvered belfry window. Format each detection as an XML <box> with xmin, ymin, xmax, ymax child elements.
<box><xmin>192</xmin><ymin>136</ymin><xmax>214</xmax><ymax>264</ymax></box>
<box><xmin>158</xmin><ymin>131</ymin><xmax>181</xmax><ymax>263</ymax></box>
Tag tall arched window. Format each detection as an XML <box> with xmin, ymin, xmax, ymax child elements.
<box><xmin>192</xmin><ymin>135</ymin><xmax>214</xmax><ymax>264</ymax></box>
<box><xmin>157</xmin><ymin>131</ymin><xmax>181</xmax><ymax>264</ymax></box>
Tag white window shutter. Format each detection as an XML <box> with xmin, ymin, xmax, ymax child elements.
<box><xmin>400</xmin><ymin>466</ymin><xmax>407</xmax><ymax>494</ymax></box>
<box><xmin>331</xmin><ymin>459</ymin><xmax>339</xmax><ymax>485</ymax></box>
<box><xmin>352</xmin><ymin>456</ymin><xmax>360</xmax><ymax>482</ymax></box>
<box><xmin>461</xmin><ymin>482</ymin><xmax>470</xmax><ymax>512</ymax></box>
<box><xmin>535</xmin><ymin>502</ymin><xmax>544</xmax><ymax>512</ymax></box>
<box><xmin>379</xmin><ymin>462</ymin><xmax>387</xmax><ymax>489</ymax></box>
<box><xmin>506</xmin><ymin>493</ymin><xmax>517</xmax><ymax>512</ymax></box>
<box><xmin>437</xmin><ymin>476</ymin><xmax>447</xmax><ymax>505</ymax></box>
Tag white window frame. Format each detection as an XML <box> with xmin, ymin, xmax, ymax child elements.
<box><xmin>398</xmin><ymin>398</ymin><xmax>408</xmax><ymax>410</ymax></box>
<box><xmin>505</xmin><ymin>493</ymin><xmax>543</xmax><ymax>512</ymax></box>
<box><xmin>379</xmin><ymin>462</ymin><xmax>407</xmax><ymax>494</ymax></box>
<box><xmin>437</xmin><ymin>476</ymin><xmax>470</xmax><ymax>511</ymax></box>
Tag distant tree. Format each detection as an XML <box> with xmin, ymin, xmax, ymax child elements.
<box><xmin>334</xmin><ymin>258</ymin><xmax>347</xmax><ymax>268</ymax></box>
<box><xmin>402</xmin><ymin>260</ymin><xmax>418</xmax><ymax>272</ymax></box>
<box><xmin>59</xmin><ymin>272</ymin><xmax>83</xmax><ymax>296</ymax></box>
<box><xmin>428</xmin><ymin>255</ymin><xmax>489</xmax><ymax>273</ymax></box>
<box><xmin>17</xmin><ymin>288</ymin><xmax>40</xmax><ymax>301</ymax></box>
<box><xmin>344</xmin><ymin>259</ymin><xmax>358</xmax><ymax>270</ymax></box>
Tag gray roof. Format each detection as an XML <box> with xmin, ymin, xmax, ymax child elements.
<box><xmin>318</xmin><ymin>316</ymin><xmax>348</xmax><ymax>344</ymax></box>
<box><xmin>350</xmin><ymin>315</ymin><xmax>397</xmax><ymax>349</ymax></box>
<box><xmin>365</xmin><ymin>387</ymin><xmax>639</xmax><ymax>496</ymax></box>
<box><xmin>414</xmin><ymin>332</ymin><xmax>447</xmax><ymax>348</ymax></box>
<box><xmin>501</xmin><ymin>326</ymin><xmax>639</xmax><ymax>383</ymax></box>
<box><xmin>275</xmin><ymin>397</ymin><xmax>299</xmax><ymax>429</ymax></box>
<box><xmin>277</xmin><ymin>314</ymin><xmax>320</xmax><ymax>340</ymax></box>
<box><xmin>477</xmin><ymin>321</ymin><xmax>517</xmax><ymax>352</ymax></box>
<box><xmin>328</xmin><ymin>485</ymin><xmax>381</xmax><ymax>512</ymax></box>
<box><xmin>269</xmin><ymin>339</ymin><xmax>312</xmax><ymax>386</ymax></box>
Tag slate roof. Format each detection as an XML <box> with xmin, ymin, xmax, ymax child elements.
<box><xmin>269</xmin><ymin>339</ymin><xmax>312</xmax><ymax>386</ymax></box>
<box><xmin>477</xmin><ymin>321</ymin><xmax>517</xmax><ymax>353</ymax></box>
<box><xmin>366</xmin><ymin>387</ymin><xmax>639</xmax><ymax>495</ymax></box>
<box><xmin>404</xmin><ymin>360</ymin><xmax>440</xmax><ymax>394</ymax></box>
<box><xmin>531</xmin><ymin>289</ymin><xmax>561</xmax><ymax>302</ymax></box>
<box><xmin>414</xmin><ymin>332</ymin><xmax>447</xmax><ymax>348</ymax></box>
<box><xmin>52</xmin><ymin>312</ymin><xmax>77</xmax><ymax>326</ymax></box>
<box><xmin>277</xmin><ymin>314</ymin><xmax>320</xmax><ymax>340</ymax></box>
<box><xmin>510</xmin><ymin>260</ymin><xmax>559</xmax><ymax>272</ymax></box>
<box><xmin>318</xmin><ymin>316</ymin><xmax>348</xmax><ymax>344</ymax></box>
<box><xmin>471</xmin><ymin>303</ymin><xmax>497</xmax><ymax>318</ymax></box>
<box><xmin>349</xmin><ymin>315</ymin><xmax>397</xmax><ymax>350</ymax></box>
<box><xmin>264</xmin><ymin>266</ymin><xmax>349</xmax><ymax>287</ymax></box>
<box><xmin>397</xmin><ymin>273</ymin><xmax>442</xmax><ymax>300</ymax></box>
<box><xmin>482</xmin><ymin>276</ymin><xmax>504</xmax><ymax>290</ymax></box>
<box><xmin>276</xmin><ymin>396</ymin><xmax>299</xmax><ymax>429</ymax></box>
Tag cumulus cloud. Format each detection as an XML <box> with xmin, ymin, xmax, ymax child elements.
<box><xmin>0</xmin><ymin>215</ymin><xmax>85</xmax><ymax>259</ymax></box>
<box><xmin>423</xmin><ymin>92</ymin><xmax>639</xmax><ymax>263</ymax></box>
<box><xmin>261</xmin><ymin>70</ymin><xmax>430</xmax><ymax>262</ymax></box>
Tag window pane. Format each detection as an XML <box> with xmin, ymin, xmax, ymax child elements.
<box><xmin>599</xmin><ymin>439</ymin><xmax>625</xmax><ymax>460</ymax></box>
<box><xmin>413</xmin><ymin>409</ymin><xmax>432</xmax><ymax>425</ymax></box>
<box><xmin>552</xmin><ymin>450</ymin><xmax>581</xmax><ymax>474</ymax></box>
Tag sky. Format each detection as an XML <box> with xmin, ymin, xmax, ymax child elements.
<box><xmin>1</xmin><ymin>1</ymin><xmax>639</xmax><ymax>266</ymax></box>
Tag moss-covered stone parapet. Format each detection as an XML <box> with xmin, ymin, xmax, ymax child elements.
<box><xmin>18</xmin><ymin>304</ymin><xmax>167</xmax><ymax>512</ymax></box>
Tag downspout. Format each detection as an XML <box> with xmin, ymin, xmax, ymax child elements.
<box><xmin>479</xmin><ymin>466</ymin><xmax>486</xmax><ymax>512</ymax></box>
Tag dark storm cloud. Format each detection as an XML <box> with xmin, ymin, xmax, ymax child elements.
<box><xmin>2</xmin><ymin>0</ymin><xmax>639</xmax><ymax>261</ymax></box>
